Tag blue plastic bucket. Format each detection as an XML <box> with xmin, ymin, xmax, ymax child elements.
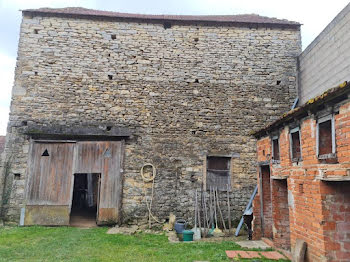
<box><xmin>174</xmin><ymin>219</ymin><xmax>186</xmax><ymax>234</ymax></box>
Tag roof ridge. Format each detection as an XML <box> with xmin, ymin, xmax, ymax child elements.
<box><xmin>22</xmin><ymin>7</ymin><xmax>300</xmax><ymax>26</ymax></box>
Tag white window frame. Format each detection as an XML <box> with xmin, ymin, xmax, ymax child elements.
<box><xmin>316</xmin><ymin>114</ymin><xmax>336</xmax><ymax>159</ymax></box>
<box><xmin>290</xmin><ymin>127</ymin><xmax>302</xmax><ymax>162</ymax></box>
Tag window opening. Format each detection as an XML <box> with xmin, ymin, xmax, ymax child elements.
<box><xmin>317</xmin><ymin>115</ymin><xmax>336</xmax><ymax>159</ymax></box>
<box><xmin>272</xmin><ymin>136</ymin><xmax>280</xmax><ymax>162</ymax></box>
<box><xmin>290</xmin><ymin>127</ymin><xmax>301</xmax><ymax>161</ymax></box>
<box><xmin>206</xmin><ymin>156</ymin><xmax>231</xmax><ymax>191</ymax></box>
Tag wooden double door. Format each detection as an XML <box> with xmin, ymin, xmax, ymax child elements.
<box><xmin>24</xmin><ymin>140</ymin><xmax>124</xmax><ymax>226</ymax></box>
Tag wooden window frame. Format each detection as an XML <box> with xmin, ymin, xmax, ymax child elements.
<box><xmin>289</xmin><ymin>127</ymin><xmax>302</xmax><ymax>162</ymax></box>
<box><xmin>316</xmin><ymin>114</ymin><xmax>336</xmax><ymax>159</ymax></box>
<box><xmin>205</xmin><ymin>155</ymin><xmax>232</xmax><ymax>191</ymax></box>
<box><xmin>271</xmin><ymin>135</ymin><xmax>280</xmax><ymax>164</ymax></box>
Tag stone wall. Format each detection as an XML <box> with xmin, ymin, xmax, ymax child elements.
<box><xmin>298</xmin><ymin>2</ymin><xmax>350</xmax><ymax>104</ymax></box>
<box><xmin>1</xmin><ymin>13</ymin><xmax>300</xmax><ymax>225</ymax></box>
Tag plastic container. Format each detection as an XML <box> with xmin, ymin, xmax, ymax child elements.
<box><xmin>182</xmin><ymin>230</ymin><xmax>194</xmax><ymax>242</ymax></box>
<box><xmin>174</xmin><ymin>219</ymin><xmax>187</xmax><ymax>234</ymax></box>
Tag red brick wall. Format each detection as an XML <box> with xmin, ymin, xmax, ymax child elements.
<box><xmin>253</xmin><ymin>100</ymin><xmax>350</xmax><ymax>261</ymax></box>
<box><xmin>320</xmin><ymin>182</ymin><xmax>350</xmax><ymax>261</ymax></box>
<box><xmin>261</xmin><ymin>166</ymin><xmax>273</xmax><ymax>239</ymax></box>
<box><xmin>272</xmin><ymin>179</ymin><xmax>290</xmax><ymax>250</ymax></box>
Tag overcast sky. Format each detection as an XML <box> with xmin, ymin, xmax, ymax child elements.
<box><xmin>0</xmin><ymin>0</ymin><xmax>349</xmax><ymax>135</ymax></box>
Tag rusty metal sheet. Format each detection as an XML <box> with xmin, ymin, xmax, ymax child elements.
<box><xmin>26</xmin><ymin>142</ymin><xmax>75</xmax><ymax>205</ymax></box>
<box><xmin>24</xmin><ymin>205</ymin><xmax>70</xmax><ymax>225</ymax></box>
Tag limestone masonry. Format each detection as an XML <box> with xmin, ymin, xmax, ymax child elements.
<box><xmin>0</xmin><ymin>7</ymin><xmax>301</xmax><ymax>226</ymax></box>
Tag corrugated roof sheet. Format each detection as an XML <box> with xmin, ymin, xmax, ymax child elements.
<box><xmin>22</xmin><ymin>7</ymin><xmax>300</xmax><ymax>27</ymax></box>
<box><xmin>253</xmin><ymin>81</ymin><xmax>350</xmax><ymax>138</ymax></box>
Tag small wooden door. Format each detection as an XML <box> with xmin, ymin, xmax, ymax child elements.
<box><xmin>24</xmin><ymin>142</ymin><xmax>75</xmax><ymax>225</ymax></box>
<box><xmin>73</xmin><ymin>141</ymin><xmax>124</xmax><ymax>224</ymax></box>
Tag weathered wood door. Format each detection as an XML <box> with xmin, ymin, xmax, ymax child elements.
<box><xmin>74</xmin><ymin>141</ymin><xmax>124</xmax><ymax>224</ymax></box>
<box><xmin>24</xmin><ymin>142</ymin><xmax>75</xmax><ymax>225</ymax></box>
<box><xmin>25</xmin><ymin>140</ymin><xmax>124</xmax><ymax>226</ymax></box>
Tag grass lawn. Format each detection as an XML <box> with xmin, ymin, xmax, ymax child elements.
<box><xmin>0</xmin><ymin>226</ymin><xmax>289</xmax><ymax>262</ymax></box>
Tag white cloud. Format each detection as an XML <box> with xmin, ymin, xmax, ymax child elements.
<box><xmin>1</xmin><ymin>0</ymin><xmax>97</xmax><ymax>9</ymax></box>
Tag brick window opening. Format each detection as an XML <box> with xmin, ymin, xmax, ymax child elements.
<box><xmin>206</xmin><ymin>156</ymin><xmax>231</xmax><ymax>191</ymax></box>
<box><xmin>290</xmin><ymin>127</ymin><xmax>301</xmax><ymax>162</ymax></box>
<box><xmin>317</xmin><ymin>115</ymin><xmax>336</xmax><ymax>159</ymax></box>
<box><xmin>299</xmin><ymin>183</ymin><xmax>304</xmax><ymax>194</ymax></box>
<box><xmin>272</xmin><ymin>136</ymin><xmax>280</xmax><ymax>162</ymax></box>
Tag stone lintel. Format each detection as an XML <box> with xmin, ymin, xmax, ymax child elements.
<box><xmin>23</xmin><ymin>124</ymin><xmax>131</xmax><ymax>139</ymax></box>
<box><xmin>315</xmin><ymin>175</ymin><xmax>350</xmax><ymax>182</ymax></box>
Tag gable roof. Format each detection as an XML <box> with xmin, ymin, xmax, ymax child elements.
<box><xmin>22</xmin><ymin>7</ymin><xmax>300</xmax><ymax>28</ymax></box>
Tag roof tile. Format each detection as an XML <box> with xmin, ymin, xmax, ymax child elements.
<box><xmin>22</xmin><ymin>7</ymin><xmax>300</xmax><ymax>26</ymax></box>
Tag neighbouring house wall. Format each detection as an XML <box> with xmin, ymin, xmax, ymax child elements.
<box><xmin>253</xmin><ymin>99</ymin><xmax>350</xmax><ymax>261</ymax></box>
<box><xmin>0</xmin><ymin>13</ymin><xmax>301</xmax><ymax>225</ymax></box>
<box><xmin>298</xmin><ymin>3</ymin><xmax>350</xmax><ymax>104</ymax></box>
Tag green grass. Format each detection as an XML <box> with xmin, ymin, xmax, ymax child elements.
<box><xmin>0</xmin><ymin>226</ymin><xmax>289</xmax><ymax>262</ymax></box>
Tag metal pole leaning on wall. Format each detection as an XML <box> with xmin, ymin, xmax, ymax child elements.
<box><xmin>235</xmin><ymin>185</ymin><xmax>258</xmax><ymax>237</ymax></box>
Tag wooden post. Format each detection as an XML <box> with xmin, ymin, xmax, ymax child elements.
<box><xmin>227</xmin><ymin>184</ymin><xmax>231</xmax><ymax>231</ymax></box>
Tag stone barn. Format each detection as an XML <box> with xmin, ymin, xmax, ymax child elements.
<box><xmin>0</xmin><ymin>7</ymin><xmax>301</xmax><ymax>226</ymax></box>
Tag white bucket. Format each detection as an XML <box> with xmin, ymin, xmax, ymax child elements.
<box><xmin>192</xmin><ymin>227</ymin><xmax>201</xmax><ymax>240</ymax></box>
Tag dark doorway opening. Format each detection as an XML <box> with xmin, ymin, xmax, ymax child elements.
<box><xmin>260</xmin><ymin>165</ymin><xmax>273</xmax><ymax>239</ymax></box>
<box><xmin>272</xmin><ymin>179</ymin><xmax>291</xmax><ymax>250</ymax></box>
<box><xmin>70</xmin><ymin>173</ymin><xmax>100</xmax><ymax>227</ymax></box>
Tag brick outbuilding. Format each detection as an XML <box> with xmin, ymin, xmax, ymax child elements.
<box><xmin>252</xmin><ymin>82</ymin><xmax>350</xmax><ymax>261</ymax></box>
